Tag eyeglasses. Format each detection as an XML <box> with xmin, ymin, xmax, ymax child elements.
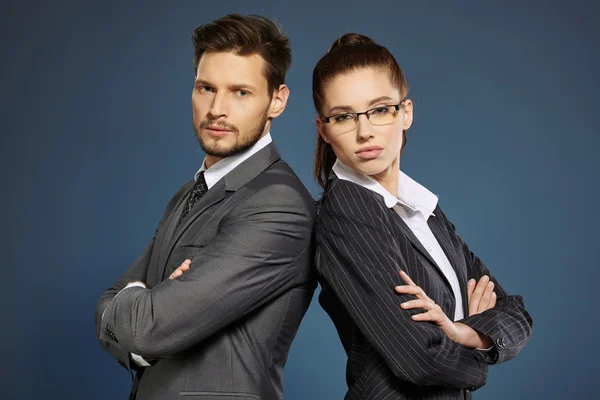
<box><xmin>321</xmin><ymin>100</ymin><xmax>407</xmax><ymax>135</ymax></box>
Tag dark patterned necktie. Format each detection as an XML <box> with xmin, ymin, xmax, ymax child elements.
<box><xmin>176</xmin><ymin>171</ymin><xmax>208</xmax><ymax>229</ymax></box>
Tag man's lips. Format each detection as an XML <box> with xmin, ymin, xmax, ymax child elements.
<box><xmin>204</xmin><ymin>125</ymin><xmax>233</xmax><ymax>132</ymax></box>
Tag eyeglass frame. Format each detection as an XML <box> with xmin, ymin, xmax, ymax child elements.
<box><xmin>320</xmin><ymin>99</ymin><xmax>408</xmax><ymax>127</ymax></box>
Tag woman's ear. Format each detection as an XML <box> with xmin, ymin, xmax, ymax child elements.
<box><xmin>401</xmin><ymin>99</ymin><xmax>413</xmax><ymax>130</ymax></box>
<box><xmin>316</xmin><ymin>117</ymin><xmax>329</xmax><ymax>143</ymax></box>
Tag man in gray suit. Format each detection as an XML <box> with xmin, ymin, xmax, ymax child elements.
<box><xmin>95</xmin><ymin>14</ymin><xmax>316</xmax><ymax>400</ymax></box>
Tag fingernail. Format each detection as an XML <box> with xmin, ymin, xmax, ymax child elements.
<box><xmin>395</xmin><ymin>286</ymin><xmax>402</xmax><ymax>290</ymax></box>
<box><xmin>468</xmin><ymin>279</ymin><xmax>475</xmax><ymax>286</ymax></box>
<box><xmin>401</xmin><ymin>302</ymin><xmax>408</xmax><ymax>308</ymax></box>
<box><xmin>492</xmin><ymin>292</ymin><xmax>497</xmax><ymax>297</ymax></box>
<box><xmin>488</xmin><ymin>282</ymin><xmax>494</xmax><ymax>287</ymax></box>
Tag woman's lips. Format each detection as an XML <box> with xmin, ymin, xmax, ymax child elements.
<box><xmin>356</xmin><ymin>146</ymin><xmax>383</xmax><ymax>159</ymax></box>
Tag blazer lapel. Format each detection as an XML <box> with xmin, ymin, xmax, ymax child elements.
<box><xmin>428</xmin><ymin>207</ymin><xmax>469</xmax><ymax>317</ymax></box>
<box><xmin>389</xmin><ymin>209</ymin><xmax>455</xmax><ymax>292</ymax></box>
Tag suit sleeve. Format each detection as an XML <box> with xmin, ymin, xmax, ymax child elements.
<box><xmin>94</xmin><ymin>183</ymin><xmax>190</xmax><ymax>371</ymax></box>
<box><xmin>98</xmin><ymin>183</ymin><xmax>315</xmax><ymax>359</ymax></box>
<box><xmin>316</xmin><ymin>182</ymin><xmax>489</xmax><ymax>389</ymax></box>
<box><xmin>437</xmin><ymin>209</ymin><xmax>533</xmax><ymax>365</ymax></box>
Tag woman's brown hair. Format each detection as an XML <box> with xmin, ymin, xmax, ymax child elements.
<box><xmin>312</xmin><ymin>33</ymin><xmax>409</xmax><ymax>189</ymax></box>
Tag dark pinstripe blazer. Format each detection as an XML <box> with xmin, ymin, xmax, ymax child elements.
<box><xmin>315</xmin><ymin>174</ymin><xmax>533</xmax><ymax>400</ymax></box>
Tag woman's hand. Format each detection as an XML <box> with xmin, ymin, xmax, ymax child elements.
<box><xmin>395</xmin><ymin>270</ymin><xmax>461</xmax><ymax>343</ymax></box>
<box><xmin>396</xmin><ymin>270</ymin><xmax>494</xmax><ymax>349</ymax></box>
<box><xmin>467</xmin><ymin>275</ymin><xmax>496</xmax><ymax>316</ymax></box>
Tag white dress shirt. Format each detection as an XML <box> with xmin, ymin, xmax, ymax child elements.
<box><xmin>332</xmin><ymin>160</ymin><xmax>465</xmax><ymax>321</ymax></box>
<box><xmin>194</xmin><ymin>132</ymin><xmax>273</xmax><ymax>189</ymax></box>
<box><xmin>112</xmin><ymin>132</ymin><xmax>273</xmax><ymax>367</ymax></box>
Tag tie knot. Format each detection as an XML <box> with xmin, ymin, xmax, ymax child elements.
<box><xmin>193</xmin><ymin>171</ymin><xmax>208</xmax><ymax>195</ymax></box>
<box><xmin>176</xmin><ymin>171</ymin><xmax>209</xmax><ymax>229</ymax></box>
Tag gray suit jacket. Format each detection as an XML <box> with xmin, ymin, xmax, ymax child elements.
<box><xmin>95</xmin><ymin>143</ymin><xmax>316</xmax><ymax>400</ymax></box>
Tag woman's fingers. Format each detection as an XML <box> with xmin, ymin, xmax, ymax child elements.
<box><xmin>395</xmin><ymin>284</ymin><xmax>427</xmax><ymax>299</ymax></box>
<box><xmin>467</xmin><ymin>278</ymin><xmax>476</xmax><ymax>301</ymax></box>
<box><xmin>399</xmin><ymin>270</ymin><xmax>417</xmax><ymax>286</ymax></box>
<box><xmin>468</xmin><ymin>275</ymin><xmax>489</xmax><ymax>316</ymax></box>
<box><xmin>478</xmin><ymin>280</ymin><xmax>495</xmax><ymax>313</ymax></box>
<box><xmin>400</xmin><ymin>299</ymin><xmax>435</xmax><ymax>310</ymax></box>
<box><xmin>489</xmin><ymin>291</ymin><xmax>497</xmax><ymax>308</ymax></box>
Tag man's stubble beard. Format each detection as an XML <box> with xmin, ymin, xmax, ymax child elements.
<box><xmin>195</xmin><ymin>110</ymin><xmax>270</xmax><ymax>159</ymax></box>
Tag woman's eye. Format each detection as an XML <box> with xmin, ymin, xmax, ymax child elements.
<box><xmin>372</xmin><ymin>107</ymin><xmax>389</xmax><ymax>115</ymax></box>
<box><xmin>334</xmin><ymin>114</ymin><xmax>352</xmax><ymax>122</ymax></box>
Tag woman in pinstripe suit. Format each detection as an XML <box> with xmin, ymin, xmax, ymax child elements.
<box><xmin>312</xmin><ymin>33</ymin><xmax>533</xmax><ymax>399</ymax></box>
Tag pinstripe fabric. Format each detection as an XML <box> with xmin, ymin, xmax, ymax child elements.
<box><xmin>315</xmin><ymin>176</ymin><xmax>533</xmax><ymax>399</ymax></box>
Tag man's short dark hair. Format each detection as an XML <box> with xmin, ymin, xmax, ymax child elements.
<box><xmin>192</xmin><ymin>14</ymin><xmax>291</xmax><ymax>94</ymax></box>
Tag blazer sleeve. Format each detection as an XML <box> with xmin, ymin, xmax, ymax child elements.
<box><xmin>316</xmin><ymin>182</ymin><xmax>488</xmax><ymax>390</ymax></box>
<box><xmin>437</xmin><ymin>208</ymin><xmax>533</xmax><ymax>365</ymax></box>
<box><xmin>94</xmin><ymin>183</ymin><xmax>189</xmax><ymax>371</ymax></box>
<box><xmin>98</xmin><ymin>182</ymin><xmax>315</xmax><ymax>359</ymax></box>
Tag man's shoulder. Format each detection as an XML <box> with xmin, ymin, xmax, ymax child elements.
<box><xmin>252</xmin><ymin>159</ymin><xmax>315</xmax><ymax>204</ymax></box>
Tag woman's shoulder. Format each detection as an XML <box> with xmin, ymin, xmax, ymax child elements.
<box><xmin>318</xmin><ymin>178</ymin><xmax>389</xmax><ymax>222</ymax></box>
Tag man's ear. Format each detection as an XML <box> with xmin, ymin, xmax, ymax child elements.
<box><xmin>268</xmin><ymin>84</ymin><xmax>290</xmax><ymax>119</ymax></box>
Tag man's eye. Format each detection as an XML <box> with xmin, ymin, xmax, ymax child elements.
<box><xmin>236</xmin><ymin>90</ymin><xmax>249</xmax><ymax>97</ymax></box>
<box><xmin>199</xmin><ymin>86</ymin><xmax>214</xmax><ymax>93</ymax></box>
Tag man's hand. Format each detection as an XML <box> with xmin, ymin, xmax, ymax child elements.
<box><xmin>467</xmin><ymin>275</ymin><xmax>496</xmax><ymax>316</ymax></box>
<box><xmin>169</xmin><ymin>259</ymin><xmax>191</xmax><ymax>280</ymax></box>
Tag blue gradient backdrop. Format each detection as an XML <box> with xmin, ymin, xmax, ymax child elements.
<box><xmin>2</xmin><ymin>1</ymin><xmax>598</xmax><ymax>399</ymax></box>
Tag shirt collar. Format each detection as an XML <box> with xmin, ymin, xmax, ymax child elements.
<box><xmin>194</xmin><ymin>132</ymin><xmax>273</xmax><ymax>189</ymax></box>
<box><xmin>331</xmin><ymin>159</ymin><xmax>438</xmax><ymax>218</ymax></box>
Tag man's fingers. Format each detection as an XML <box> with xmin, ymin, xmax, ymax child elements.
<box><xmin>169</xmin><ymin>269</ymin><xmax>182</xmax><ymax>280</ymax></box>
<box><xmin>179</xmin><ymin>263</ymin><xmax>190</xmax><ymax>272</ymax></box>
<box><xmin>399</xmin><ymin>270</ymin><xmax>416</xmax><ymax>286</ymax></box>
<box><xmin>169</xmin><ymin>260</ymin><xmax>192</xmax><ymax>280</ymax></box>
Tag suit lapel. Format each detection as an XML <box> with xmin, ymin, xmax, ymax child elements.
<box><xmin>157</xmin><ymin>179</ymin><xmax>227</xmax><ymax>281</ymax></box>
<box><xmin>155</xmin><ymin>143</ymin><xmax>282</xmax><ymax>284</ymax></box>
<box><xmin>428</xmin><ymin>207</ymin><xmax>469</xmax><ymax>316</ymax></box>
<box><xmin>146</xmin><ymin>182</ymin><xmax>192</xmax><ymax>288</ymax></box>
